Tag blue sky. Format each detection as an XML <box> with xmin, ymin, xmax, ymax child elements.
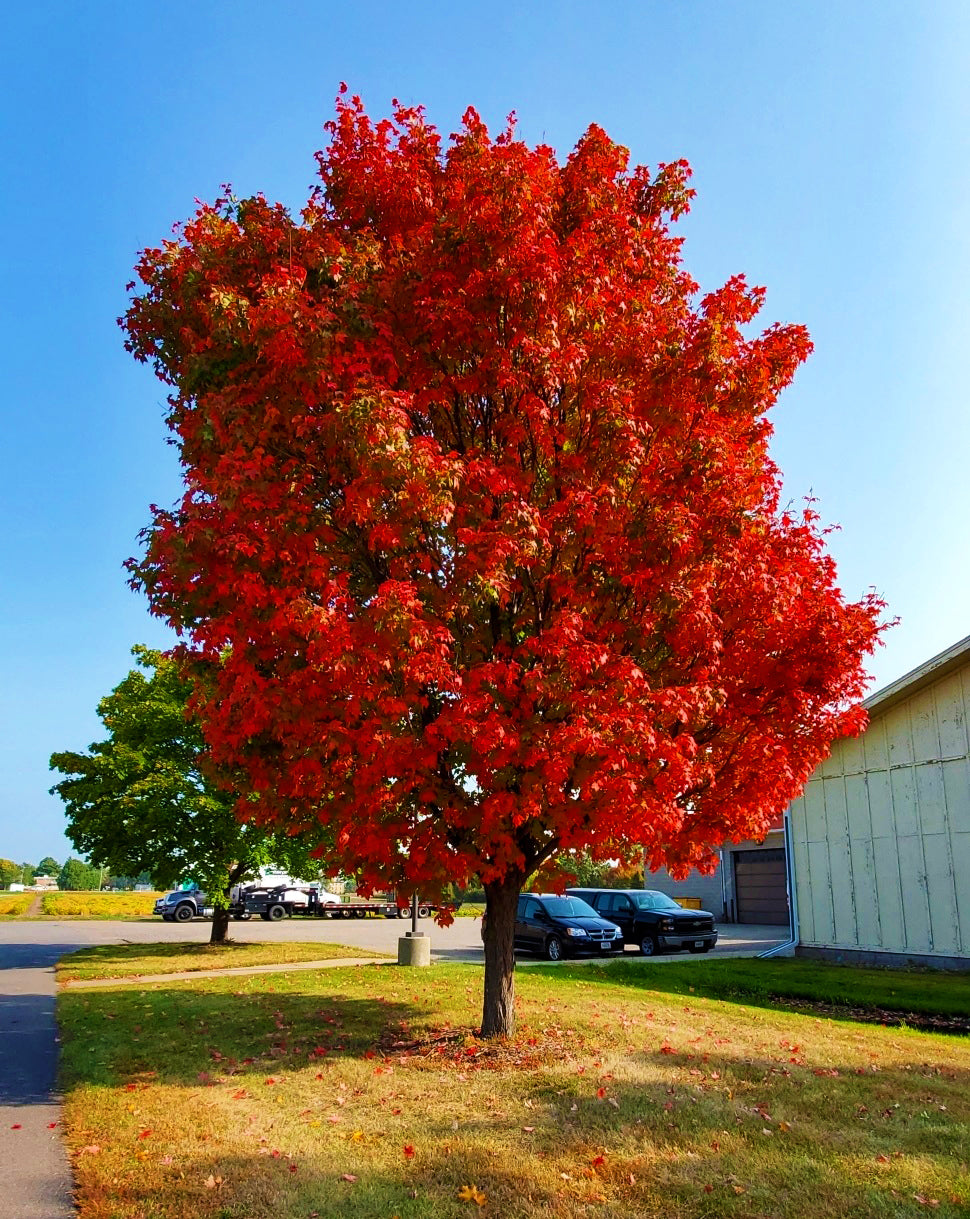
<box><xmin>2</xmin><ymin>2</ymin><xmax>969</xmax><ymax>863</ymax></box>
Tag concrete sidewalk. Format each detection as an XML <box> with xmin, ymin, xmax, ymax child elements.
<box><xmin>0</xmin><ymin>945</ymin><xmax>74</xmax><ymax>1217</ymax></box>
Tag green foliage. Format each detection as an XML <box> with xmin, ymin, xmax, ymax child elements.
<box><xmin>0</xmin><ymin>858</ymin><xmax>20</xmax><ymax>888</ymax></box>
<box><xmin>36</xmin><ymin>855</ymin><xmax>61</xmax><ymax>877</ymax></box>
<box><xmin>57</xmin><ymin>858</ymin><xmax>104</xmax><ymax>891</ymax></box>
<box><xmin>49</xmin><ymin>646</ymin><xmax>326</xmax><ymax>913</ymax></box>
<box><xmin>19</xmin><ymin>862</ymin><xmax>36</xmax><ymax>885</ymax></box>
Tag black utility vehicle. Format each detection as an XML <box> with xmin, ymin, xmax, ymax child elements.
<box><xmin>493</xmin><ymin>893</ymin><xmax>624</xmax><ymax>961</ymax></box>
<box><xmin>565</xmin><ymin>888</ymin><xmax>718</xmax><ymax>957</ymax></box>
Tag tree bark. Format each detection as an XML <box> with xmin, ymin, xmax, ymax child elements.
<box><xmin>209</xmin><ymin>862</ymin><xmax>248</xmax><ymax>944</ymax></box>
<box><xmin>209</xmin><ymin>903</ymin><xmax>231</xmax><ymax>944</ymax></box>
<box><xmin>481</xmin><ymin>872</ymin><xmax>523</xmax><ymax>1038</ymax></box>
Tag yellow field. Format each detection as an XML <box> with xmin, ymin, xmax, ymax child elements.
<box><xmin>41</xmin><ymin>891</ymin><xmax>164</xmax><ymax>919</ymax></box>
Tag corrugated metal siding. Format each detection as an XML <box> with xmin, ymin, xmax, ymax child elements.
<box><xmin>790</xmin><ymin>663</ymin><xmax>970</xmax><ymax>958</ymax></box>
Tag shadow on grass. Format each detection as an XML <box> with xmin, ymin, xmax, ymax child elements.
<box><xmin>58</xmin><ymin>982</ymin><xmax>422</xmax><ymax>1090</ymax></box>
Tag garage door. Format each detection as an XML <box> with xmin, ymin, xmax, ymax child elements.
<box><xmin>733</xmin><ymin>848</ymin><xmax>788</xmax><ymax>925</ymax></box>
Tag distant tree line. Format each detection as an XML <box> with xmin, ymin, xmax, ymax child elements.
<box><xmin>0</xmin><ymin>855</ymin><xmax>114</xmax><ymax>891</ymax></box>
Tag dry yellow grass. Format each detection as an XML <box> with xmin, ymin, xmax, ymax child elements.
<box><xmin>58</xmin><ymin>962</ymin><xmax>970</xmax><ymax>1218</ymax></box>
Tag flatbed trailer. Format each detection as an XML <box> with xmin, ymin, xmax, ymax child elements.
<box><xmin>242</xmin><ymin>886</ymin><xmax>435</xmax><ymax>922</ymax></box>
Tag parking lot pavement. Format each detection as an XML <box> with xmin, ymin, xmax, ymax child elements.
<box><xmin>0</xmin><ymin>916</ymin><xmax>790</xmax><ymax>966</ymax></box>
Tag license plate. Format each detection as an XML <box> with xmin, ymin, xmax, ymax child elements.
<box><xmin>694</xmin><ymin>940</ymin><xmax>704</xmax><ymax>948</ymax></box>
<box><xmin>599</xmin><ymin>942</ymin><xmax>612</xmax><ymax>951</ymax></box>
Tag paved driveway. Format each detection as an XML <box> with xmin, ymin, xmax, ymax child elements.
<box><xmin>0</xmin><ymin>913</ymin><xmax>789</xmax><ymax>964</ymax></box>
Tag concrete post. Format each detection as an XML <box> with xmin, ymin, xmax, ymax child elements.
<box><xmin>397</xmin><ymin>931</ymin><xmax>431</xmax><ymax>966</ymax></box>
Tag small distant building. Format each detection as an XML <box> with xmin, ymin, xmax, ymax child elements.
<box><xmin>7</xmin><ymin>882</ymin><xmax>25</xmax><ymax>893</ymax></box>
<box><xmin>789</xmin><ymin>633</ymin><xmax>970</xmax><ymax>969</ymax></box>
<box><xmin>30</xmin><ymin>875</ymin><xmax>58</xmax><ymax>891</ymax></box>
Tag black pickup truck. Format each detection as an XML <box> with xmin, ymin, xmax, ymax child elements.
<box><xmin>565</xmin><ymin>888</ymin><xmax>718</xmax><ymax>957</ymax></box>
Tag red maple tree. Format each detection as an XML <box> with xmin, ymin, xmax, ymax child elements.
<box><xmin>124</xmin><ymin>93</ymin><xmax>885</xmax><ymax>1036</ymax></box>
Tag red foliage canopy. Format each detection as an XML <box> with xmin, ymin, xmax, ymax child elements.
<box><xmin>124</xmin><ymin>94</ymin><xmax>885</xmax><ymax>903</ymax></box>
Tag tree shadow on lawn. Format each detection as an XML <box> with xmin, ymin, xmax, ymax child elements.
<box><xmin>58</xmin><ymin>983</ymin><xmax>424</xmax><ymax>1090</ymax></box>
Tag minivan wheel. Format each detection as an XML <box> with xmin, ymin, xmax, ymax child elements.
<box><xmin>544</xmin><ymin>936</ymin><xmax>564</xmax><ymax>962</ymax></box>
<box><xmin>173</xmin><ymin>904</ymin><xmax>194</xmax><ymax>922</ymax></box>
<box><xmin>639</xmin><ymin>935</ymin><xmax>658</xmax><ymax>957</ymax></box>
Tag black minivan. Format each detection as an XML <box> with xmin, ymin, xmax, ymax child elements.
<box><xmin>482</xmin><ymin>893</ymin><xmax>624</xmax><ymax>961</ymax></box>
<box><xmin>566</xmin><ymin>888</ymin><xmax>718</xmax><ymax>956</ymax></box>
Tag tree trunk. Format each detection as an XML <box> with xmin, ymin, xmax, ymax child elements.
<box><xmin>209</xmin><ymin>904</ymin><xmax>231</xmax><ymax>944</ymax></box>
<box><xmin>209</xmin><ymin>862</ymin><xmax>249</xmax><ymax>944</ymax></box>
<box><xmin>481</xmin><ymin>873</ymin><xmax>523</xmax><ymax>1038</ymax></box>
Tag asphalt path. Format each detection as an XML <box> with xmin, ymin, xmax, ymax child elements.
<box><xmin>0</xmin><ymin>915</ymin><xmax>787</xmax><ymax>1214</ymax></box>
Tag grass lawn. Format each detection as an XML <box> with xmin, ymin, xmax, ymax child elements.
<box><xmin>58</xmin><ymin>957</ymin><xmax>970</xmax><ymax>1218</ymax></box>
<box><xmin>0</xmin><ymin>892</ymin><xmax>33</xmax><ymax>917</ymax></box>
<box><xmin>59</xmin><ymin>941</ymin><xmax>388</xmax><ymax>983</ymax></box>
<box><xmin>41</xmin><ymin>891</ymin><xmax>165</xmax><ymax>918</ymax></box>
<box><xmin>593</xmin><ymin>956</ymin><xmax>970</xmax><ymax>1031</ymax></box>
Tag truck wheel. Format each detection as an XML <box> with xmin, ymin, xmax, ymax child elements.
<box><xmin>267</xmin><ymin>904</ymin><xmax>286</xmax><ymax>921</ymax></box>
<box><xmin>639</xmin><ymin>935</ymin><xmax>658</xmax><ymax>957</ymax></box>
<box><xmin>340</xmin><ymin>908</ymin><xmax>352</xmax><ymax>918</ymax></box>
<box><xmin>354</xmin><ymin>908</ymin><xmax>366</xmax><ymax>918</ymax></box>
<box><xmin>398</xmin><ymin>907</ymin><xmax>410</xmax><ymax>919</ymax></box>
<box><xmin>544</xmin><ymin>936</ymin><xmax>564</xmax><ymax>962</ymax></box>
<box><xmin>173</xmin><ymin>904</ymin><xmax>194</xmax><ymax>922</ymax></box>
<box><xmin>417</xmin><ymin>905</ymin><xmax>431</xmax><ymax>918</ymax></box>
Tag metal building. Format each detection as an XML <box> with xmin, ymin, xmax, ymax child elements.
<box><xmin>644</xmin><ymin>822</ymin><xmax>788</xmax><ymax>924</ymax></box>
<box><xmin>789</xmin><ymin>633</ymin><xmax>970</xmax><ymax>968</ymax></box>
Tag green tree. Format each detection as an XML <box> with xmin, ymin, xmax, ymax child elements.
<box><xmin>36</xmin><ymin>856</ymin><xmax>61</xmax><ymax>878</ymax></box>
<box><xmin>50</xmin><ymin>646</ymin><xmax>324</xmax><ymax>943</ymax></box>
<box><xmin>0</xmin><ymin>859</ymin><xmax>20</xmax><ymax>888</ymax></box>
<box><xmin>57</xmin><ymin>858</ymin><xmax>103</xmax><ymax>891</ymax></box>
<box><xmin>19</xmin><ymin>862</ymin><xmax>36</xmax><ymax>886</ymax></box>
